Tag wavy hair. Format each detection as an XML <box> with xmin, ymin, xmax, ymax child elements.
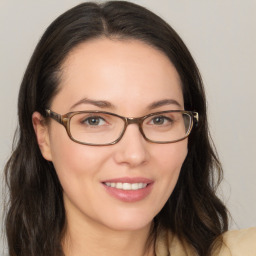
<box><xmin>4</xmin><ymin>1</ymin><xmax>228</xmax><ymax>255</ymax></box>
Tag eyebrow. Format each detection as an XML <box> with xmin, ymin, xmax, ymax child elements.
<box><xmin>70</xmin><ymin>97</ymin><xmax>182</xmax><ymax>111</ymax></box>
<box><xmin>147</xmin><ymin>99</ymin><xmax>182</xmax><ymax>110</ymax></box>
<box><xmin>70</xmin><ymin>98</ymin><xmax>115</xmax><ymax>110</ymax></box>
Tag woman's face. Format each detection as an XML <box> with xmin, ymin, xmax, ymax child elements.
<box><xmin>36</xmin><ymin>38</ymin><xmax>187</xmax><ymax>232</ymax></box>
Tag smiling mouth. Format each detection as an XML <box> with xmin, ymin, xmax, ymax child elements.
<box><xmin>103</xmin><ymin>182</ymin><xmax>148</xmax><ymax>190</ymax></box>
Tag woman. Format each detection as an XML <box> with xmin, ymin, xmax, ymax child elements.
<box><xmin>4</xmin><ymin>1</ymin><xmax>256</xmax><ymax>256</ymax></box>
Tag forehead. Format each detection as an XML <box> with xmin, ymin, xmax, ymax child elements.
<box><xmin>52</xmin><ymin>38</ymin><xmax>184</xmax><ymax>114</ymax></box>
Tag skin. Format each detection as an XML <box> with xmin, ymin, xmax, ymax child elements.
<box><xmin>33</xmin><ymin>38</ymin><xmax>188</xmax><ymax>256</ymax></box>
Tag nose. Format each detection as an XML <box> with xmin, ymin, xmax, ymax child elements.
<box><xmin>113</xmin><ymin>124</ymin><xmax>150</xmax><ymax>167</ymax></box>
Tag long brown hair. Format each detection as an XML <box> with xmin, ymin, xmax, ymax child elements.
<box><xmin>4</xmin><ymin>1</ymin><xmax>228</xmax><ymax>255</ymax></box>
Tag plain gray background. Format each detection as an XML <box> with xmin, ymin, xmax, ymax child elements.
<box><xmin>0</xmin><ymin>0</ymin><xmax>255</xmax><ymax>252</ymax></box>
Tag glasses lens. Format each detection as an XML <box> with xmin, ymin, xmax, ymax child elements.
<box><xmin>142</xmin><ymin>111</ymin><xmax>192</xmax><ymax>142</ymax></box>
<box><xmin>69</xmin><ymin>112</ymin><xmax>125</xmax><ymax>145</ymax></box>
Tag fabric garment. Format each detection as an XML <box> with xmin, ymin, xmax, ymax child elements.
<box><xmin>155</xmin><ymin>227</ymin><xmax>256</xmax><ymax>256</ymax></box>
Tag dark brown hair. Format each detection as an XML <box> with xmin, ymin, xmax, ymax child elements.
<box><xmin>4</xmin><ymin>1</ymin><xmax>228</xmax><ymax>255</ymax></box>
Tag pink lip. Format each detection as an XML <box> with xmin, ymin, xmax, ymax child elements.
<box><xmin>101</xmin><ymin>177</ymin><xmax>154</xmax><ymax>203</ymax></box>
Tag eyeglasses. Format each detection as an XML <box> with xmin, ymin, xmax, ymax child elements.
<box><xmin>45</xmin><ymin>109</ymin><xmax>199</xmax><ymax>146</ymax></box>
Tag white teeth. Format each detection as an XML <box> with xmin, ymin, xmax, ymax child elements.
<box><xmin>123</xmin><ymin>183</ymin><xmax>131</xmax><ymax>190</ymax></box>
<box><xmin>131</xmin><ymin>183</ymin><xmax>138</xmax><ymax>190</ymax></box>
<box><xmin>116</xmin><ymin>183</ymin><xmax>122</xmax><ymax>189</ymax></box>
<box><xmin>104</xmin><ymin>182</ymin><xmax>147</xmax><ymax>190</ymax></box>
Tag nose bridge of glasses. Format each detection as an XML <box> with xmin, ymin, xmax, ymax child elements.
<box><xmin>126</xmin><ymin>117</ymin><xmax>143</xmax><ymax>126</ymax></box>
<box><xmin>121</xmin><ymin>117</ymin><xmax>147</xmax><ymax>142</ymax></box>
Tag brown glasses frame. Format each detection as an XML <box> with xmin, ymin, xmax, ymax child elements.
<box><xmin>45</xmin><ymin>109</ymin><xmax>199</xmax><ymax>146</ymax></box>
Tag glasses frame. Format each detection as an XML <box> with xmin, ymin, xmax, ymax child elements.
<box><xmin>45</xmin><ymin>109</ymin><xmax>199</xmax><ymax>146</ymax></box>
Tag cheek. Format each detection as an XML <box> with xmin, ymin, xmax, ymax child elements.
<box><xmin>48</xmin><ymin>126</ymin><xmax>109</xmax><ymax>187</ymax></box>
<box><xmin>155</xmin><ymin>140</ymin><xmax>187</xmax><ymax>172</ymax></box>
<box><xmin>153</xmin><ymin>140</ymin><xmax>187</xmax><ymax>201</ymax></box>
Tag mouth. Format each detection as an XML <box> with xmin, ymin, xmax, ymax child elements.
<box><xmin>101</xmin><ymin>177</ymin><xmax>153</xmax><ymax>202</ymax></box>
<box><xmin>103</xmin><ymin>182</ymin><xmax>148</xmax><ymax>190</ymax></box>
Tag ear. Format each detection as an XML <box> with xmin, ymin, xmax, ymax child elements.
<box><xmin>32</xmin><ymin>112</ymin><xmax>52</xmax><ymax>161</ymax></box>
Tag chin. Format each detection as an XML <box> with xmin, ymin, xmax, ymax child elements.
<box><xmin>100</xmin><ymin>210</ymin><xmax>155</xmax><ymax>232</ymax></box>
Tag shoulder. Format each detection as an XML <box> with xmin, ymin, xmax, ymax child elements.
<box><xmin>155</xmin><ymin>227</ymin><xmax>256</xmax><ymax>256</ymax></box>
<box><xmin>218</xmin><ymin>227</ymin><xmax>256</xmax><ymax>256</ymax></box>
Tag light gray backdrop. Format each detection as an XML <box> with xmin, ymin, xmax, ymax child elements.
<box><xmin>0</xmin><ymin>0</ymin><xmax>255</xmax><ymax>253</ymax></box>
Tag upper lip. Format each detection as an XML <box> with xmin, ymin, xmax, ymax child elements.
<box><xmin>102</xmin><ymin>177</ymin><xmax>153</xmax><ymax>184</ymax></box>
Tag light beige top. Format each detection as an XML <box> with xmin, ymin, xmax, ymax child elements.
<box><xmin>155</xmin><ymin>227</ymin><xmax>256</xmax><ymax>256</ymax></box>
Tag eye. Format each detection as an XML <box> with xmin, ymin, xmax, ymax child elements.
<box><xmin>149</xmin><ymin>115</ymin><xmax>172</xmax><ymax>125</ymax></box>
<box><xmin>82</xmin><ymin>116</ymin><xmax>107</xmax><ymax>126</ymax></box>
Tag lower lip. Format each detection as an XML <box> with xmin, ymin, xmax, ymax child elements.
<box><xmin>102</xmin><ymin>183</ymin><xmax>153</xmax><ymax>202</ymax></box>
